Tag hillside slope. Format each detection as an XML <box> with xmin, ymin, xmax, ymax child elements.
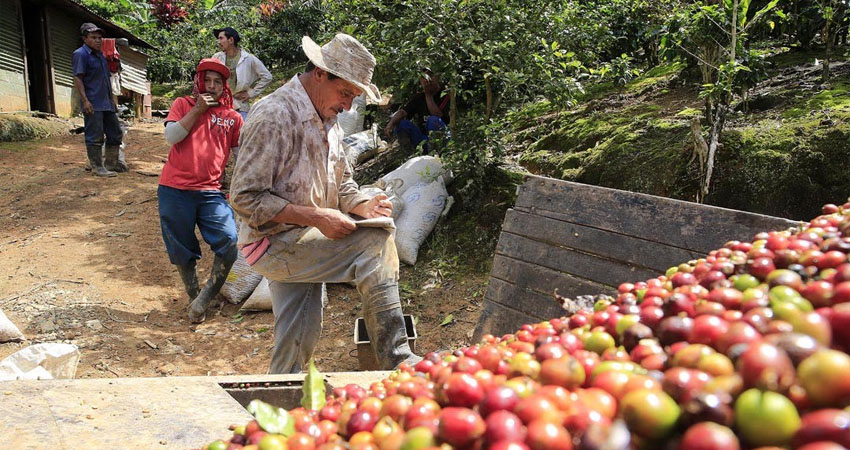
<box><xmin>506</xmin><ymin>49</ymin><xmax>850</xmax><ymax>221</ymax></box>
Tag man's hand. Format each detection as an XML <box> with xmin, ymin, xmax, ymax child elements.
<box><xmin>234</xmin><ymin>91</ymin><xmax>251</xmax><ymax>102</ymax></box>
<box><xmin>352</xmin><ymin>194</ymin><xmax>393</xmax><ymax>219</ymax></box>
<box><xmin>315</xmin><ymin>208</ymin><xmax>357</xmax><ymax>239</ymax></box>
<box><xmin>82</xmin><ymin>99</ymin><xmax>94</xmax><ymax>116</ymax></box>
<box><xmin>383</xmin><ymin>123</ymin><xmax>394</xmax><ymax>137</ymax></box>
<box><xmin>194</xmin><ymin>93</ymin><xmax>216</xmax><ymax>113</ymax></box>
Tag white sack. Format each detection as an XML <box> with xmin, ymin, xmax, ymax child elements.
<box><xmin>337</xmin><ymin>94</ymin><xmax>367</xmax><ymax>137</ymax></box>
<box><xmin>240</xmin><ymin>277</ymin><xmax>272</xmax><ymax>311</ymax></box>
<box><xmin>0</xmin><ymin>343</ymin><xmax>81</xmax><ymax>381</ymax></box>
<box><xmin>221</xmin><ymin>251</ymin><xmax>264</xmax><ymax>305</ymax></box>
<box><xmin>394</xmin><ymin>178</ymin><xmax>448</xmax><ymax>265</ymax></box>
<box><xmin>380</xmin><ymin>156</ymin><xmax>452</xmax><ymax>196</ymax></box>
<box><xmin>0</xmin><ymin>309</ymin><xmax>24</xmax><ymax>343</ymax></box>
<box><xmin>343</xmin><ymin>128</ymin><xmax>381</xmax><ymax>166</ymax></box>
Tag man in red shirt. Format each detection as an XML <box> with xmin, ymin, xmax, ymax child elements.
<box><xmin>158</xmin><ymin>59</ymin><xmax>243</xmax><ymax>323</ymax></box>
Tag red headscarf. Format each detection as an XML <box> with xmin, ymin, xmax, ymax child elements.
<box><xmin>189</xmin><ymin>58</ymin><xmax>234</xmax><ymax>109</ymax></box>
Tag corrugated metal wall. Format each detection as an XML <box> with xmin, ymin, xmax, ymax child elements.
<box><xmin>48</xmin><ymin>7</ymin><xmax>80</xmax><ymax>89</ymax></box>
<box><xmin>119</xmin><ymin>46</ymin><xmax>149</xmax><ymax>95</ymax></box>
<box><xmin>0</xmin><ymin>0</ymin><xmax>25</xmax><ymax>73</ymax></box>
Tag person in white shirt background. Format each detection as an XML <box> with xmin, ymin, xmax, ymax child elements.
<box><xmin>212</xmin><ymin>27</ymin><xmax>273</xmax><ymax>120</ymax></box>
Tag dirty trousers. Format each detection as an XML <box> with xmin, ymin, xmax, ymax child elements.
<box><xmin>251</xmin><ymin>226</ymin><xmax>412</xmax><ymax>373</ymax></box>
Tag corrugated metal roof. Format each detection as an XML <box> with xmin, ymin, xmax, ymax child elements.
<box><xmin>44</xmin><ymin>0</ymin><xmax>156</xmax><ymax>50</ymax></box>
<box><xmin>0</xmin><ymin>0</ymin><xmax>25</xmax><ymax>73</ymax></box>
<box><xmin>50</xmin><ymin>8</ymin><xmax>80</xmax><ymax>88</ymax></box>
<box><xmin>119</xmin><ymin>46</ymin><xmax>149</xmax><ymax>95</ymax></box>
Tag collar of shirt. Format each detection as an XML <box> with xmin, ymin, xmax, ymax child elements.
<box><xmin>83</xmin><ymin>45</ymin><xmax>100</xmax><ymax>56</ymax></box>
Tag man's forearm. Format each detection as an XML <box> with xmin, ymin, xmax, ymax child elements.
<box><xmin>425</xmin><ymin>95</ymin><xmax>443</xmax><ymax>117</ymax></box>
<box><xmin>177</xmin><ymin>107</ymin><xmax>203</xmax><ymax>131</ymax></box>
<box><xmin>73</xmin><ymin>77</ymin><xmax>89</xmax><ymax>104</ymax></box>
<box><xmin>387</xmin><ymin>110</ymin><xmax>407</xmax><ymax>129</ymax></box>
<box><xmin>270</xmin><ymin>203</ymin><xmax>324</xmax><ymax>228</ymax></box>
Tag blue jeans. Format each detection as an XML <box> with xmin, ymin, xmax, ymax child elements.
<box><xmin>395</xmin><ymin>115</ymin><xmax>448</xmax><ymax>153</ymax></box>
<box><xmin>83</xmin><ymin>110</ymin><xmax>122</xmax><ymax>147</ymax></box>
<box><xmin>157</xmin><ymin>185</ymin><xmax>238</xmax><ymax>266</ymax></box>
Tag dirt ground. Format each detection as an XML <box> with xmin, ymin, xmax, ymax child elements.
<box><xmin>0</xmin><ymin>120</ymin><xmax>486</xmax><ymax>379</ymax></box>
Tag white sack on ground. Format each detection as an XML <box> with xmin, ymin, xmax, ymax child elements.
<box><xmin>394</xmin><ymin>177</ymin><xmax>449</xmax><ymax>265</ymax></box>
<box><xmin>337</xmin><ymin>93</ymin><xmax>367</xmax><ymax>137</ymax></box>
<box><xmin>343</xmin><ymin>128</ymin><xmax>381</xmax><ymax>166</ymax></box>
<box><xmin>380</xmin><ymin>156</ymin><xmax>452</xmax><ymax>196</ymax></box>
<box><xmin>241</xmin><ymin>277</ymin><xmax>272</xmax><ymax>311</ymax></box>
<box><xmin>0</xmin><ymin>343</ymin><xmax>81</xmax><ymax>381</ymax></box>
<box><xmin>221</xmin><ymin>250</ymin><xmax>264</xmax><ymax>305</ymax></box>
<box><xmin>0</xmin><ymin>309</ymin><xmax>24</xmax><ymax>343</ymax></box>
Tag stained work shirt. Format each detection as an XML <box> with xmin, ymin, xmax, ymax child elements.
<box><xmin>230</xmin><ymin>75</ymin><xmax>370</xmax><ymax>246</ymax></box>
<box><xmin>72</xmin><ymin>45</ymin><xmax>115</xmax><ymax>112</ymax></box>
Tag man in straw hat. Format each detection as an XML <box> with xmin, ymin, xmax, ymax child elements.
<box><xmin>158</xmin><ymin>58</ymin><xmax>243</xmax><ymax>323</ymax></box>
<box><xmin>230</xmin><ymin>34</ymin><xmax>421</xmax><ymax>373</ymax></box>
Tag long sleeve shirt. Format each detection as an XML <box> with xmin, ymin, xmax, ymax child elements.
<box><xmin>212</xmin><ymin>49</ymin><xmax>273</xmax><ymax>112</ymax></box>
<box><xmin>229</xmin><ymin>75</ymin><xmax>370</xmax><ymax>246</ymax></box>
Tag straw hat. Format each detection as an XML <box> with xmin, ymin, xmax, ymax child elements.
<box><xmin>302</xmin><ymin>34</ymin><xmax>380</xmax><ymax>102</ymax></box>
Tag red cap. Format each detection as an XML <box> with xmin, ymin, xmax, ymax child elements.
<box><xmin>196</xmin><ymin>58</ymin><xmax>230</xmax><ymax>79</ymax></box>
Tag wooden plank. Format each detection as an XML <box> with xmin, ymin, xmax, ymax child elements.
<box><xmin>485</xmin><ymin>277</ymin><xmax>566</xmax><ymax>322</ymax></box>
<box><xmin>473</xmin><ymin>299</ymin><xmax>542</xmax><ymax>342</ymax></box>
<box><xmin>515</xmin><ymin>176</ymin><xmax>798</xmax><ymax>254</ymax></box>
<box><xmin>496</xmin><ymin>232</ymin><xmax>661</xmax><ymax>288</ymax></box>
<box><xmin>491</xmin><ymin>254</ymin><xmax>612</xmax><ymax>302</ymax></box>
<box><xmin>502</xmin><ymin>209</ymin><xmax>702</xmax><ymax>272</ymax></box>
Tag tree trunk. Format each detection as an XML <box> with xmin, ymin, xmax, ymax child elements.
<box><xmin>449</xmin><ymin>85</ymin><xmax>457</xmax><ymax>138</ymax></box>
<box><xmin>825</xmin><ymin>21</ymin><xmax>833</xmax><ymax>81</ymax></box>
<box><xmin>731</xmin><ymin>0</ymin><xmax>738</xmax><ymax>62</ymax></box>
<box><xmin>701</xmin><ymin>105</ymin><xmax>727</xmax><ymax>202</ymax></box>
<box><xmin>485</xmin><ymin>74</ymin><xmax>492</xmax><ymax>121</ymax></box>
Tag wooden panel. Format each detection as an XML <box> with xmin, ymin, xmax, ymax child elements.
<box><xmin>491</xmin><ymin>254</ymin><xmax>612</xmax><ymax>302</ymax></box>
<box><xmin>503</xmin><ymin>209</ymin><xmax>702</xmax><ymax>272</ymax></box>
<box><xmin>473</xmin><ymin>299</ymin><xmax>542</xmax><ymax>342</ymax></box>
<box><xmin>515</xmin><ymin>176</ymin><xmax>798</xmax><ymax>254</ymax></box>
<box><xmin>496</xmin><ymin>232</ymin><xmax>660</xmax><ymax>288</ymax></box>
<box><xmin>485</xmin><ymin>277</ymin><xmax>566</xmax><ymax>322</ymax></box>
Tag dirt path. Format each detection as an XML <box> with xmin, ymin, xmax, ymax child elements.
<box><xmin>0</xmin><ymin>121</ymin><xmax>485</xmax><ymax>379</ymax></box>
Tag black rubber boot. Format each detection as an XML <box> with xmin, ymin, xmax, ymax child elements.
<box><xmin>104</xmin><ymin>144</ymin><xmax>127</xmax><ymax>172</ymax></box>
<box><xmin>188</xmin><ymin>246</ymin><xmax>237</xmax><ymax>323</ymax></box>
<box><xmin>364</xmin><ymin>284</ymin><xmax>422</xmax><ymax>369</ymax></box>
<box><xmin>87</xmin><ymin>145</ymin><xmax>116</xmax><ymax>177</ymax></box>
<box><xmin>175</xmin><ymin>260</ymin><xmax>200</xmax><ymax>299</ymax></box>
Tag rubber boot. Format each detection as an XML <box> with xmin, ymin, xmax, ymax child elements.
<box><xmin>104</xmin><ymin>144</ymin><xmax>127</xmax><ymax>172</ymax></box>
<box><xmin>188</xmin><ymin>246</ymin><xmax>237</xmax><ymax>323</ymax></box>
<box><xmin>87</xmin><ymin>145</ymin><xmax>116</xmax><ymax>177</ymax></box>
<box><xmin>363</xmin><ymin>285</ymin><xmax>422</xmax><ymax>369</ymax></box>
<box><xmin>175</xmin><ymin>260</ymin><xmax>200</xmax><ymax>300</ymax></box>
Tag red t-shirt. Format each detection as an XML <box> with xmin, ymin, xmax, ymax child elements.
<box><xmin>159</xmin><ymin>96</ymin><xmax>243</xmax><ymax>191</ymax></box>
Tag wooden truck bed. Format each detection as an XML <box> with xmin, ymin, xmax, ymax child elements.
<box><xmin>474</xmin><ymin>175</ymin><xmax>799</xmax><ymax>340</ymax></box>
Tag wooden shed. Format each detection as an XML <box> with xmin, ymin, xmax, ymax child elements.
<box><xmin>0</xmin><ymin>0</ymin><xmax>155</xmax><ymax>118</ymax></box>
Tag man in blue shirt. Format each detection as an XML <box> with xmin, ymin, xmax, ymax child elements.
<box><xmin>72</xmin><ymin>23</ymin><xmax>121</xmax><ymax>177</ymax></box>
